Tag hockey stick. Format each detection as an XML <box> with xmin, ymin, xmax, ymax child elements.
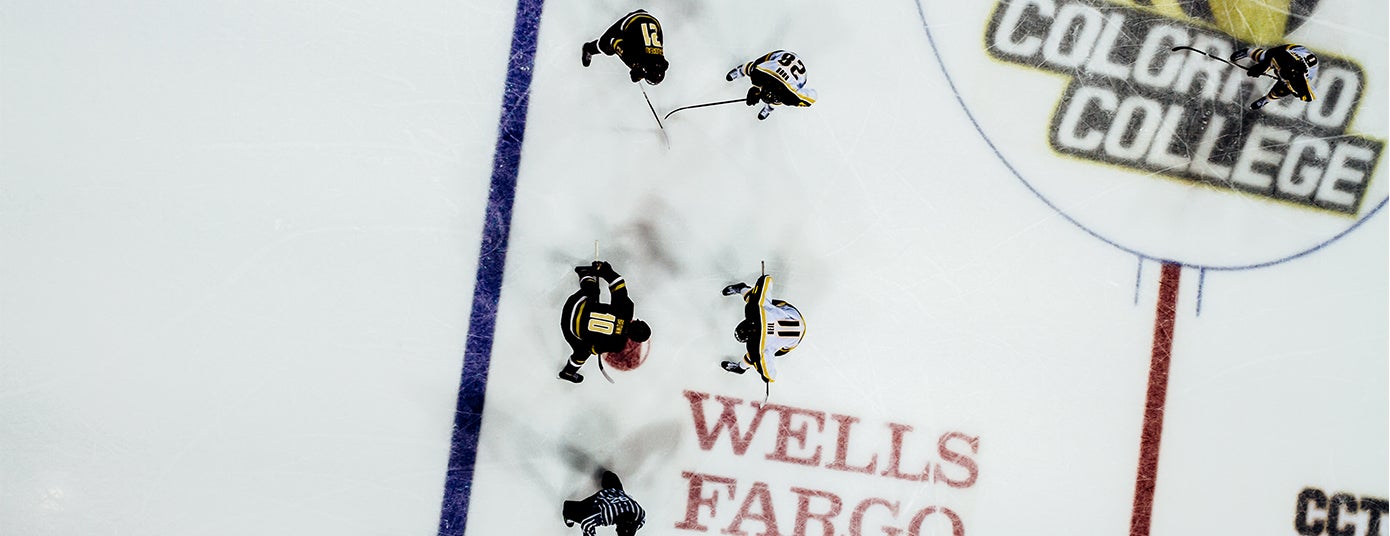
<box><xmin>759</xmin><ymin>260</ymin><xmax>770</xmax><ymax>403</ymax></box>
<box><xmin>663</xmin><ymin>98</ymin><xmax>745</xmax><ymax>120</ymax></box>
<box><xmin>1171</xmin><ymin>46</ymin><xmax>1280</xmax><ymax>81</ymax></box>
<box><xmin>596</xmin><ymin>352</ymin><xmax>616</xmax><ymax>384</ymax></box>
<box><xmin>639</xmin><ymin>85</ymin><xmax>670</xmax><ymax>148</ymax></box>
<box><xmin>593</xmin><ymin>240</ymin><xmax>615</xmax><ymax>384</ymax></box>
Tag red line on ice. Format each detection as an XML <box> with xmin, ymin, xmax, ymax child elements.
<box><xmin>1130</xmin><ymin>262</ymin><xmax>1180</xmax><ymax>536</ymax></box>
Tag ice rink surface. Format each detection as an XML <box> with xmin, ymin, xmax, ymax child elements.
<box><xmin>1</xmin><ymin>1</ymin><xmax>1385</xmax><ymax>535</ymax></box>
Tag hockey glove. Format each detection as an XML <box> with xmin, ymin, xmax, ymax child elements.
<box><xmin>594</xmin><ymin>260</ymin><xmax>617</xmax><ymax>279</ymax></box>
<box><xmin>629</xmin><ymin>68</ymin><xmax>643</xmax><ymax>83</ymax></box>
<box><xmin>575</xmin><ymin>265</ymin><xmax>598</xmax><ymax>278</ymax></box>
<box><xmin>746</xmin><ymin>86</ymin><xmax>760</xmax><ymax>106</ymax></box>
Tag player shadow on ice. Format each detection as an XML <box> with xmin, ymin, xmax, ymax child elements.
<box><xmin>569</xmin><ymin>418</ymin><xmax>684</xmax><ymax>496</ymax></box>
<box><xmin>541</xmin><ymin>201</ymin><xmax>685</xmax><ymax>281</ymax></box>
<box><xmin>483</xmin><ymin>405</ymin><xmax>683</xmax><ymax>500</ymax></box>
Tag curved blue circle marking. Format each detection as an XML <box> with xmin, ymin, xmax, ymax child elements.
<box><xmin>911</xmin><ymin>0</ymin><xmax>1386</xmax><ymax>272</ymax></box>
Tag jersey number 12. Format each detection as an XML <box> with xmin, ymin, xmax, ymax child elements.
<box><xmin>641</xmin><ymin>23</ymin><xmax>661</xmax><ymax>47</ymax></box>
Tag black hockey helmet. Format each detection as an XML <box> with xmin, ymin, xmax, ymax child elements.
<box><xmin>600</xmin><ymin>470</ymin><xmax>623</xmax><ymax>490</ymax></box>
<box><xmin>759</xmin><ymin>86</ymin><xmax>783</xmax><ymax>105</ymax></box>
<box><xmin>626</xmin><ymin>319</ymin><xmax>651</xmax><ymax>343</ymax></box>
<box><xmin>640</xmin><ymin>55</ymin><xmax>667</xmax><ymax>85</ymax></box>
<box><xmin>734</xmin><ymin>319</ymin><xmax>757</xmax><ymax>343</ymax></box>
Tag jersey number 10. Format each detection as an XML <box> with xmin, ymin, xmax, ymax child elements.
<box><xmin>587</xmin><ymin>313</ymin><xmax>618</xmax><ymax>335</ymax></box>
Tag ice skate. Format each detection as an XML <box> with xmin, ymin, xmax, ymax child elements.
<box><xmin>558</xmin><ymin>367</ymin><xmax>584</xmax><ymax>383</ymax></box>
<box><xmin>722</xmin><ymin>282</ymin><xmax>750</xmax><ymax>296</ymax></box>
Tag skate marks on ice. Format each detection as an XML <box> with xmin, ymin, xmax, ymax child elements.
<box><xmin>914</xmin><ymin>3</ymin><xmax>1385</xmax><ymax>536</ymax></box>
<box><xmin>920</xmin><ymin>0</ymin><xmax>1386</xmax><ymax>268</ymax></box>
<box><xmin>440</xmin><ymin>0</ymin><xmax>546</xmax><ymax>533</ymax></box>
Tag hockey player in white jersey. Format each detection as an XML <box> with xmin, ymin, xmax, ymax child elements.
<box><xmin>725</xmin><ymin>50</ymin><xmax>817</xmax><ymax>120</ymax></box>
<box><xmin>720</xmin><ymin>275</ymin><xmax>805</xmax><ymax>382</ymax></box>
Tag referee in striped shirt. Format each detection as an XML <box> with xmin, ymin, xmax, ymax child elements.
<box><xmin>563</xmin><ymin>471</ymin><xmax>645</xmax><ymax>536</ymax></box>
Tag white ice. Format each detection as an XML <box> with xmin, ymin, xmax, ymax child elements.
<box><xmin>1</xmin><ymin>1</ymin><xmax>1385</xmax><ymax>535</ymax></box>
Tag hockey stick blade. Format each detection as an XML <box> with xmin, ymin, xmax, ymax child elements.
<box><xmin>1171</xmin><ymin>46</ymin><xmax>1280</xmax><ymax>81</ymax></box>
<box><xmin>664</xmin><ymin>98</ymin><xmax>745</xmax><ymax>120</ymax></box>
<box><xmin>597</xmin><ymin>354</ymin><xmax>616</xmax><ymax>384</ymax></box>
<box><xmin>639</xmin><ymin>85</ymin><xmax>670</xmax><ymax>148</ymax></box>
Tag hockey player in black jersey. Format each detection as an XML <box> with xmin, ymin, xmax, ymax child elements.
<box><xmin>581</xmin><ymin>9</ymin><xmax>668</xmax><ymax>85</ymax></box>
<box><xmin>1231</xmin><ymin>44</ymin><xmax>1319</xmax><ymax>110</ymax></box>
<box><xmin>726</xmin><ymin>50</ymin><xmax>817</xmax><ymax>120</ymax></box>
<box><xmin>563</xmin><ymin>471</ymin><xmax>645</xmax><ymax>536</ymax></box>
<box><xmin>558</xmin><ymin>261</ymin><xmax>651</xmax><ymax>383</ymax></box>
<box><xmin>720</xmin><ymin>275</ymin><xmax>805</xmax><ymax>383</ymax></box>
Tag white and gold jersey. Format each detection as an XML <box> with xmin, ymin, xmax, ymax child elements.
<box><xmin>739</xmin><ymin>275</ymin><xmax>806</xmax><ymax>382</ymax></box>
<box><xmin>738</xmin><ymin>50</ymin><xmax>818</xmax><ymax>107</ymax></box>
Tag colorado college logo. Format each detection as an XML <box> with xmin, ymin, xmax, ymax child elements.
<box><xmin>984</xmin><ymin>0</ymin><xmax>1382</xmax><ymax>215</ymax></box>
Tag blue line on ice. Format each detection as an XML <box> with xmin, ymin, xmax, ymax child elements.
<box><xmin>439</xmin><ymin>0</ymin><xmax>545</xmax><ymax>533</ymax></box>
